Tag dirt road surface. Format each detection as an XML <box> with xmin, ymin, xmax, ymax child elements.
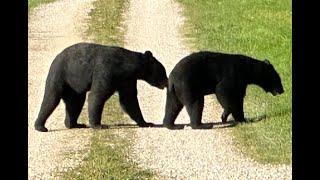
<box><xmin>124</xmin><ymin>0</ymin><xmax>292</xmax><ymax>179</ymax></box>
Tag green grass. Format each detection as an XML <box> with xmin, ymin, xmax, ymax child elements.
<box><xmin>177</xmin><ymin>0</ymin><xmax>292</xmax><ymax>164</ymax></box>
<box><xmin>28</xmin><ymin>0</ymin><xmax>57</xmax><ymax>12</ymax></box>
<box><xmin>61</xmin><ymin>94</ymin><xmax>154</xmax><ymax>179</ymax></box>
<box><xmin>86</xmin><ymin>0</ymin><xmax>128</xmax><ymax>46</ymax></box>
<box><xmin>59</xmin><ymin>0</ymin><xmax>154</xmax><ymax>178</ymax></box>
<box><xmin>61</xmin><ymin>130</ymin><xmax>153</xmax><ymax>179</ymax></box>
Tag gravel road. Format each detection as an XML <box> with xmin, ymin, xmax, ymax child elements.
<box><xmin>124</xmin><ymin>0</ymin><xmax>292</xmax><ymax>179</ymax></box>
<box><xmin>28</xmin><ymin>0</ymin><xmax>95</xmax><ymax>179</ymax></box>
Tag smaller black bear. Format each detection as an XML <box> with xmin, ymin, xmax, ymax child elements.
<box><xmin>35</xmin><ymin>43</ymin><xmax>168</xmax><ymax>132</ymax></box>
<box><xmin>163</xmin><ymin>51</ymin><xmax>284</xmax><ymax>130</ymax></box>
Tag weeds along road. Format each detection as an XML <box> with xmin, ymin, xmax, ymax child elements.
<box><xmin>28</xmin><ymin>0</ymin><xmax>95</xmax><ymax>179</ymax></box>
<box><xmin>124</xmin><ymin>0</ymin><xmax>292</xmax><ymax>179</ymax></box>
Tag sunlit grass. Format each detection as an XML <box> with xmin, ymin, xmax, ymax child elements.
<box><xmin>177</xmin><ymin>0</ymin><xmax>292</xmax><ymax>164</ymax></box>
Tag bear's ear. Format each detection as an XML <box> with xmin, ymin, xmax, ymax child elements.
<box><xmin>144</xmin><ymin>51</ymin><xmax>153</xmax><ymax>59</ymax></box>
<box><xmin>264</xmin><ymin>59</ymin><xmax>271</xmax><ymax>65</ymax></box>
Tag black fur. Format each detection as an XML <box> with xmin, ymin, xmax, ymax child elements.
<box><xmin>35</xmin><ymin>43</ymin><xmax>168</xmax><ymax>132</ymax></box>
<box><xmin>163</xmin><ymin>51</ymin><xmax>284</xmax><ymax>129</ymax></box>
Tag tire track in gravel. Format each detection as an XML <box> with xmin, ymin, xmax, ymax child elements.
<box><xmin>28</xmin><ymin>0</ymin><xmax>95</xmax><ymax>179</ymax></box>
<box><xmin>124</xmin><ymin>0</ymin><xmax>292</xmax><ymax>179</ymax></box>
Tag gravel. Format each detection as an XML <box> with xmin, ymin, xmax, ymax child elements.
<box><xmin>28</xmin><ymin>0</ymin><xmax>95</xmax><ymax>179</ymax></box>
<box><xmin>124</xmin><ymin>0</ymin><xmax>292</xmax><ymax>179</ymax></box>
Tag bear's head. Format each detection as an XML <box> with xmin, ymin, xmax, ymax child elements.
<box><xmin>259</xmin><ymin>59</ymin><xmax>284</xmax><ymax>96</ymax></box>
<box><xmin>142</xmin><ymin>51</ymin><xmax>168</xmax><ymax>89</ymax></box>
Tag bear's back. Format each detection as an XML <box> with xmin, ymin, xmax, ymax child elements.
<box><xmin>169</xmin><ymin>51</ymin><xmax>261</xmax><ymax>89</ymax></box>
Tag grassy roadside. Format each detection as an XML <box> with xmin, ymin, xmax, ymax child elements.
<box><xmin>28</xmin><ymin>0</ymin><xmax>57</xmax><ymax>12</ymax></box>
<box><xmin>176</xmin><ymin>0</ymin><xmax>292</xmax><ymax>164</ymax></box>
<box><xmin>86</xmin><ymin>0</ymin><xmax>127</xmax><ymax>45</ymax></box>
<box><xmin>61</xmin><ymin>95</ymin><xmax>153</xmax><ymax>179</ymax></box>
<box><xmin>60</xmin><ymin>0</ymin><xmax>154</xmax><ymax>178</ymax></box>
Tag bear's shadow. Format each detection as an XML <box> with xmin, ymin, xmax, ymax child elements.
<box><xmin>49</xmin><ymin>114</ymin><xmax>269</xmax><ymax>132</ymax></box>
<box><xmin>205</xmin><ymin>114</ymin><xmax>268</xmax><ymax>129</ymax></box>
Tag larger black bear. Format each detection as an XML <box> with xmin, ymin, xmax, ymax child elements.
<box><xmin>163</xmin><ymin>51</ymin><xmax>284</xmax><ymax>130</ymax></box>
<box><xmin>35</xmin><ymin>42</ymin><xmax>168</xmax><ymax>132</ymax></box>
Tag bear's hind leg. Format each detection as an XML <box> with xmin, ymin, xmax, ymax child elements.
<box><xmin>62</xmin><ymin>88</ymin><xmax>87</xmax><ymax>129</ymax></box>
<box><xmin>163</xmin><ymin>88</ymin><xmax>184</xmax><ymax>129</ymax></box>
<box><xmin>34</xmin><ymin>89</ymin><xmax>61</xmax><ymax>132</ymax></box>
<box><xmin>185</xmin><ymin>96</ymin><xmax>213</xmax><ymax>129</ymax></box>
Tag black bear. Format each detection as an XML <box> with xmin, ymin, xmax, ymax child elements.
<box><xmin>163</xmin><ymin>51</ymin><xmax>284</xmax><ymax>130</ymax></box>
<box><xmin>35</xmin><ymin>42</ymin><xmax>168</xmax><ymax>132</ymax></box>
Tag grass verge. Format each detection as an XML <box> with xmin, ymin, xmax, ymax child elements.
<box><xmin>86</xmin><ymin>0</ymin><xmax>127</xmax><ymax>46</ymax></box>
<box><xmin>176</xmin><ymin>0</ymin><xmax>292</xmax><ymax>164</ymax></box>
<box><xmin>28</xmin><ymin>0</ymin><xmax>57</xmax><ymax>13</ymax></box>
<box><xmin>61</xmin><ymin>94</ymin><xmax>153</xmax><ymax>179</ymax></box>
<box><xmin>60</xmin><ymin>0</ymin><xmax>154</xmax><ymax>178</ymax></box>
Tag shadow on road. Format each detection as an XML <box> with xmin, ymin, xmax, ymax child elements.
<box><xmin>48</xmin><ymin>114</ymin><xmax>272</xmax><ymax>132</ymax></box>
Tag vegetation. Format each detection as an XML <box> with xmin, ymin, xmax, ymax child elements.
<box><xmin>61</xmin><ymin>94</ymin><xmax>153</xmax><ymax>179</ymax></box>
<box><xmin>28</xmin><ymin>0</ymin><xmax>57</xmax><ymax>12</ymax></box>
<box><xmin>86</xmin><ymin>0</ymin><xmax>128</xmax><ymax>46</ymax></box>
<box><xmin>177</xmin><ymin>0</ymin><xmax>292</xmax><ymax>164</ymax></box>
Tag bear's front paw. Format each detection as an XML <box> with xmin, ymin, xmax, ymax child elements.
<box><xmin>35</xmin><ymin>125</ymin><xmax>48</xmax><ymax>132</ymax></box>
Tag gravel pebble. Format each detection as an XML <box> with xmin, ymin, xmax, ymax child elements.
<box><xmin>124</xmin><ymin>0</ymin><xmax>292</xmax><ymax>179</ymax></box>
